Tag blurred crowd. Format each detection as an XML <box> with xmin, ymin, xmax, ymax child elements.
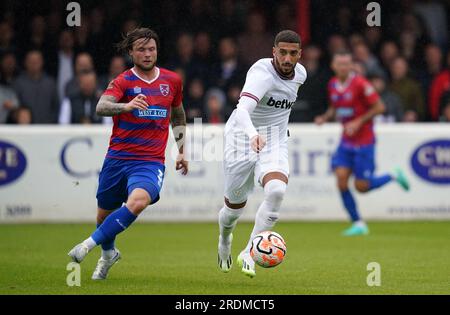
<box><xmin>0</xmin><ymin>0</ymin><xmax>449</xmax><ymax>125</ymax></box>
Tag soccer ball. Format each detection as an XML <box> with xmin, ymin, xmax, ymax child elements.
<box><xmin>250</xmin><ymin>231</ymin><xmax>286</xmax><ymax>268</ymax></box>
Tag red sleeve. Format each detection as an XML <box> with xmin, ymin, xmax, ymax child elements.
<box><xmin>428</xmin><ymin>74</ymin><xmax>445</xmax><ymax>121</ymax></box>
<box><xmin>102</xmin><ymin>76</ymin><xmax>125</xmax><ymax>100</ymax></box>
<box><xmin>360</xmin><ymin>78</ymin><xmax>380</xmax><ymax>106</ymax></box>
<box><xmin>171</xmin><ymin>75</ymin><xmax>183</xmax><ymax>108</ymax></box>
<box><xmin>327</xmin><ymin>80</ymin><xmax>335</xmax><ymax>107</ymax></box>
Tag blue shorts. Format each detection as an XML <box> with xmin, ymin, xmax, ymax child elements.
<box><xmin>96</xmin><ymin>158</ymin><xmax>165</xmax><ymax>210</ymax></box>
<box><xmin>331</xmin><ymin>143</ymin><xmax>375</xmax><ymax>180</ymax></box>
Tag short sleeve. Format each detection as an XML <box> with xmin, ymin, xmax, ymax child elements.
<box><xmin>171</xmin><ymin>75</ymin><xmax>183</xmax><ymax>108</ymax></box>
<box><xmin>327</xmin><ymin>80</ymin><xmax>336</xmax><ymax>107</ymax></box>
<box><xmin>102</xmin><ymin>76</ymin><xmax>125</xmax><ymax>100</ymax></box>
<box><xmin>360</xmin><ymin>78</ymin><xmax>380</xmax><ymax>106</ymax></box>
<box><xmin>240</xmin><ymin>62</ymin><xmax>273</xmax><ymax>103</ymax></box>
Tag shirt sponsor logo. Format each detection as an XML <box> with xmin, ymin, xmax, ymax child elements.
<box><xmin>136</xmin><ymin>106</ymin><xmax>168</xmax><ymax>120</ymax></box>
<box><xmin>411</xmin><ymin>139</ymin><xmax>450</xmax><ymax>184</ymax></box>
<box><xmin>266</xmin><ymin>96</ymin><xmax>294</xmax><ymax>109</ymax></box>
<box><xmin>0</xmin><ymin>140</ymin><xmax>27</xmax><ymax>186</ymax></box>
<box><xmin>336</xmin><ymin>107</ymin><xmax>354</xmax><ymax>119</ymax></box>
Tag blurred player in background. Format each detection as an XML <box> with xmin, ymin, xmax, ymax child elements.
<box><xmin>315</xmin><ymin>51</ymin><xmax>410</xmax><ymax>236</ymax></box>
<box><xmin>68</xmin><ymin>28</ymin><xmax>188</xmax><ymax>279</ymax></box>
<box><xmin>217</xmin><ymin>30</ymin><xmax>307</xmax><ymax>278</ymax></box>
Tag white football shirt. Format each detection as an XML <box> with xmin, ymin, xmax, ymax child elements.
<box><xmin>228</xmin><ymin>58</ymin><xmax>307</xmax><ymax>144</ymax></box>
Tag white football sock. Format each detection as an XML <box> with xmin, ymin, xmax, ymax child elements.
<box><xmin>82</xmin><ymin>237</ymin><xmax>97</xmax><ymax>251</ymax></box>
<box><xmin>354</xmin><ymin>220</ymin><xmax>367</xmax><ymax>228</ymax></box>
<box><xmin>219</xmin><ymin>204</ymin><xmax>244</xmax><ymax>243</ymax></box>
<box><xmin>102</xmin><ymin>248</ymin><xmax>116</xmax><ymax>260</ymax></box>
<box><xmin>244</xmin><ymin>179</ymin><xmax>286</xmax><ymax>252</ymax></box>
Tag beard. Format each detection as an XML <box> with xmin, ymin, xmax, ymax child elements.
<box><xmin>275</xmin><ymin>57</ymin><xmax>294</xmax><ymax>76</ymax></box>
<box><xmin>135</xmin><ymin>60</ymin><xmax>155</xmax><ymax>71</ymax></box>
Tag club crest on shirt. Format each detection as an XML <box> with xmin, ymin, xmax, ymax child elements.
<box><xmin>160</xmin><ymin>84</ymin><xmax>170</xmax><ymax>96</ymax></box>
<box><xmin>133</xmin><ymin>86</ymin><xmax>142</xmax><ymax>94</ymax></box>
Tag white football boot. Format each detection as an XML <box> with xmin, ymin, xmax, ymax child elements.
<box><xmin>68</xmin><ymin>243</ymin><xmax>90</xmax><ymax>263</ymax></box>
<box><xmin>218</xmin><ymin>234</ymin><xmax>233</xmax><ymax>272</ymax></box>
<box><xmin>92</xmin><ymin>249</ymin><xmax>121</xmax><ymax>280</ymax></box>
<box><xmin>237</xmin><ymin>250</ymin><xmax>256</xmax><ymax>278</ymax></box>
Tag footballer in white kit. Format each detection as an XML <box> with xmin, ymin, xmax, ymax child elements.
<box><xmin>217</xmin><ymin>30</ymin><xmax>307</xmax><ymax>278</ymax></box>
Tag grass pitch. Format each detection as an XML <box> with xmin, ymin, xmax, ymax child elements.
<box><xmin>0</xmin><ymin>222</ymin><xmax>449</xmax><ymax>294</ymax></box>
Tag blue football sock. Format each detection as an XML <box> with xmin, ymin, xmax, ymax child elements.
<box><xmin>96</xmin><ymin>223</ymin><xmax>115</xmax><ymax>251</ymax></box>
<box><xmin>91</xmin><ymin>206</ymin><xmax>137</xmax><ymax>245</ymax></box>
<box><xmin>367</xmin><ymin>174</ymin><xmax>392</xmax><ymax>191</ymax></box>
<box><xmin>340</xmin><ymin>190</ymin><xmax>360</xmax><ymax>222</ymax></box>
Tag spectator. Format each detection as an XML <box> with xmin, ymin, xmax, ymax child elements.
<box><xmin>65</xmin><ymin>52</ymin><xmax>95</xmax><ymax>99</ymax></box>
<box><xmin>379</xmin><ymin>41</ymin><xmax>400</xmax><ymax>71</ymax></box>
<box><xmin>203</xmin><ymin>88</ymin><xmax>228</xmax><ymax>124</ymax></box>
<box><xmin>439</xmin><ymin>94</ymin><xmax>450</xmax><ymax>122</ymax></box>
<box><xmin>216</xmin><ymin>0</ymin><xmax>244</xmax><ymax>37</ymax></box>
<box><xmin>349</xmin><ymin>33</ymin><xmax>365</xmax><ymax>50</ymax></box>
<box><xmin>87</xmin><ymin>7</ymin><xmax>111</xmax><ymax>74</ymax></box>
<box><xmin>6</xmin><ymin>106</ymin><xmax>33</xmax><ymax>125</ymax></box>
<box><xmin>194</xmin><ymin>31</ymin><xmax>214</xmax><ymax>64</ymax></box>
<box><xmin>352</xmin><ymin>42</ymin><xmax>385</xmax><ymax>77</ymax></box>
<box><xmin>59</xmin><ymin>71</ymin><xmax>106</xmax><ymax>124</ymax></box>
<box><xmin>25</xmin><ymin>16</ymin><xmax>53</xmax><ymax>64</ymax></box>
<box><xmin>237</xmin><ymin>11</ymin><xmax>274</xmax><ymax>67</ymax></box>
<box><xmin>364</xmin><ymin>26</ymin><xmax>383</xmax><ymax>52</ymax></box>
<box><xmin>0</xmin><ymin>52</ymin><xmax>19</xmax><ymax>86</ymax></box>
<box><xmin>414</xmin><ymin>0</ymin><xmax>448</xmax><ymax>49</ymax></box>
<box><xmin>0</xmin><ymin>21</ymin><xmax>15</xmax><ymax>56</ymax></box>
<box><xmin>294</xmin><ymin>44</ymin><xmax>329</xmax><ymax>122</ymax></box>
<box><xmin>46</xmin><ymin>10</ymin><xmax>63</xmax><ymax>44</ymax></box>
<box><xmin>184</xmin><ymin>78</ymin><xmax>205</xmax><ymax>123</ymax></box>
<box><xmin>56</xmin><ymin>30</ymin><xmax>75</xmax><ymax>102</ymax></box>
<box><xmin>0</xmin><ymin>82</ymin><xmax>19</xmax><ymax>123</ymax></box>
<box><xmin>398</xmin><ymin>13</ymin><xmax>429</xmax><ymax>65</ymax></box>
<box><xmin>168</xmin><ymin>32</ymin><xmax>204</xmax><ymax>82</ymax></box>
<box><xmin>99</xmin><ymin>55</ymin><xmax>127</xmax><ymax>90</ymax></box>
<box><xmin>416</xmin><ymin>43</ymin><xmax>443</xmax><ymax>102</ymax></box>
<box><xmin>275</xmin><ymin>2</ymin><xmax>297</xmax><ymax>32</ymax></box>
<box><xmin>331</xmin><ymin>6</ymin><xmax>353</xmax><ymax>36</ymax></box>
<box><xmin>352</xmin><ymin>61</ymin><xmax>367</xmax><ymax>77</ymax></box>
<box><xmin>12</xmin><ymin>50</ymin><xmax>58</xmax><ymax>124</ymax></box>
<box><xmin>192</xmin><ymin>31</ymin><xmax>214</xmax><ymax>84</ymax></box>
<box><xmin>370</xmin><ymin>74</ymin><xmax>404</xmax><ymax>123</ymax></box>
<box><xmin>225</xmin><ymin>83</ymin><xmax>241</xmax><ymax>109</ymax></box>
<box><xmin>326</xmin><ymin>34</ymin><xmax>348</xmax><ymax>64</ymax></box>
<box><xmin>399</xmin><ymin>30</ymin><xmax>422</xmax><ymax>65</ymax></box>
<box><xmin>210</xmin><ymin>37</ymin><xmax>246</xmax><ymax>92</ymax></box>
<box><xmin>389</xmin><ymin>56</ymin><xmax>426</xmax><ymax>122</ymax></box>
<box><xmin>428</xmin><ymin>51</ymin><xmax>450</xmax><ymax>121</ymax></box>
<box><xmin>74</xmin><ymin>15</ymin><xmax>90</xmax><ymax>51</ymax></box>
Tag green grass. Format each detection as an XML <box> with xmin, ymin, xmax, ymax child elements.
<box><xmin>0</xmin><ymin>222</ymin><xmax>449</xmax><ymax>294</ymax></box>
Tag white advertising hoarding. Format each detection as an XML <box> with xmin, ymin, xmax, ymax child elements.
<box><xmin>0</xmin><ymin>124</ymin><xmax>449</xmax><ymax>223</ymax></box>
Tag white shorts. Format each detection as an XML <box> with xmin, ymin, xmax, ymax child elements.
<box><xmin>223</xmin><ymin>130</ymin><xmax>289</xmax><ymax>204</ymax></box>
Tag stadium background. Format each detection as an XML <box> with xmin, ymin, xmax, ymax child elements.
<box><xmin>0</xmin><ymin>0</ymin><xmax>449</xmax><ymax>295</ymax></box>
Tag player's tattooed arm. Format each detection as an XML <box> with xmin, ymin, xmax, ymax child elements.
<box><xmin>96</xmin><ymin>95</ymin><xmax>126</xmax><ymax>116</ymax></box>
<box><xmin>171</xmin><ymin>104</ymin><xmax>187</xmax><ymax>153</ymax></box>
<box><xmin>171</xmin><ymin>104</ymin><xmax>188</xmax><ymax>175</ymax></box>
<box><xmin>96</xmin><ymin>94</ymin><xmax>149</xmax><ymax>116</ymax></box>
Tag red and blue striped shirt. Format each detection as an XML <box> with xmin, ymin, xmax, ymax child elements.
<box><xmin>102</xmin><ymin>67</ymin><xmax>183</xmax><ymax>164</ymax></box>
